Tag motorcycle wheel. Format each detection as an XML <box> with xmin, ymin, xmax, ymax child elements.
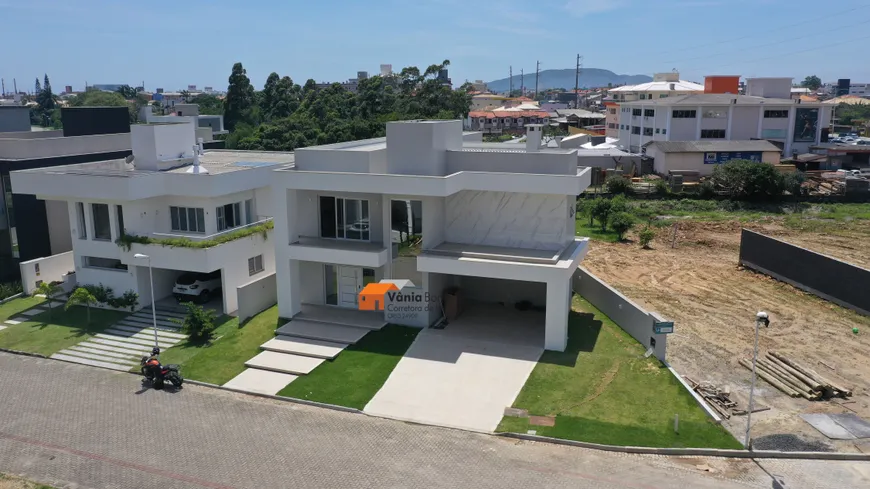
<box><xmin>169</xmin><ymin>373</ymin><xmax>183</xmax><ymax>387</ymax></box>
<box><xmin>153</xmin><ymin>378</ymin><xmax>165</xmax><ymax>390</ymax></box>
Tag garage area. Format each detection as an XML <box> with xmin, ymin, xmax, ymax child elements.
<box><xmin>135</xmin><ymin>266</ymin><xmax>225</xmax><ymax>313</ymax></box>
<box><xmin>363</xmin><ymin>274</ymin><xmax>546</xmax><ymax>432</ymax></box>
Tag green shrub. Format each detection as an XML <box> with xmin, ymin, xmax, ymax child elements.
<box><xmin>638</xmin><ymin>227</ymin><xmax>655</xmax><ymax>249</ymax></box>
<box><xmin>117</xmin><ymin>220</ymin><xmax>273</xmax><ymax>251</ymax></box>
<box><xmin>782</xmin><ymin>171</ymin><xmax>806</xmax><ymax>196</ymax></box>
<box><xmin>699</xmin><ymin>181</ymin><xmax>715</xmax><ymax>199</ymax></box>
<box><xmin>711</xmin><ymin>160</ymin><xmax>784</xmax><ymax>200</ymax></box>
<box><xmin>604</xmin><ymin>175</ymin><xmax>632</xmax><ymax>195</ymax></box>
<box><xmin>590</xmin><ymin>197</ymin><xmax>613</xmax><ymax>231</ymax></box>
<box><xmin>0</xmin><ymin>281</ymin><xmax>23</xmax><ymax>301</ymax></box>
<box><xmin>175</xmin><ymin>302</ymin><xmax>219</xmax><ymax>341</ymax></box>
<box><xmin>609</xmin><ymin>212</ymin><xmax>635</xmax><ymax>241</ymax></box>
<box><xmin>653</xmin><ymin>179</ymin><xmax>670</xmax><ymax>196</ymax></box>
<box><xmin>609</xmin><ymin>194</ymin><xmax>629</xmax><ymax>214</ymax></box>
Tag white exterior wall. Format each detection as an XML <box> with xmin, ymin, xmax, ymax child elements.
<box><xmin>45</xmin><ymin>200</ymin><xmax>72</xmax><ymax>255</ymax></box>
<box><xmin>19</xmin><ymin>251</ymin><xmax>75</xmax><ymax>295</ymax></box>
<box><xmin>730</xmin><ymin>106</ymin><xmax>761</xmax><ymax>140</ymax></box>
<box><xmin>651</xmin><ymin>150</ymin><xmax>781</xmax><ymax>176</ymax></box>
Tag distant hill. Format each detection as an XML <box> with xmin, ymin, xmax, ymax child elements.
<box><xmin>485</xmin><ymin>68</ymin><xmax>652</xmax><ymax>93</ymax></box>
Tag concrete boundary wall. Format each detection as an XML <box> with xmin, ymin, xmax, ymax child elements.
<box><xmin>237</xmin><ymin>273</ymin><xmax>277</xmax><ymax>323</ymax></box>
<box><xmin>19</xmin><ymin>252</ymin><xmax>75</xmax><ymax>295</ymax></box>
<box><xmin>572</xmin><ymin>267</ymin><xmax>668</xmax><ymax>361</ymax></box>
<box><xmin>739</xmin><ymin>229</ymin><xmax>870</xmax><ymax>316</ymax></box>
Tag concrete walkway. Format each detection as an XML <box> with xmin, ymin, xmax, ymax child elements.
<box><xmin>49</xmin><ymin>304</ymin><xmax>189</xmax><ymax>371</ymax></box>
<box><xmin>365</xmin><ymin>306</ymin><xmax>545</xmax><ymax>432</ymax></box>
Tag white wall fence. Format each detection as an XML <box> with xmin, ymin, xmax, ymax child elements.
<box><xmin>237</xmin><ymin>272</ymin><xmax>277</xmax><ymax>323</ymax></box>
<box><xmin>19</xmin><ymin>252</ymin><xmax>76</xmax><ymax>295</ymax></box>
<box><xmin>572</xmin><ymin>267</ymin><xmax>669</xmax><ymax>361</ymax></box>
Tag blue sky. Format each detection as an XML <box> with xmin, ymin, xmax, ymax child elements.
<box><xmin>2</xmin><ymin>0</ymin><xmax>869</xmax><ymax>92</ymax></box>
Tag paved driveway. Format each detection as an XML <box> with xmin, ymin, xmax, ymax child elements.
<box><xmin>365</xmin><ymin>305</ymin><xmax>545</xmax><ymax>432</ymax></box>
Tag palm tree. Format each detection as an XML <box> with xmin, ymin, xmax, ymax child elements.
<box><xmin>32</xmin><ymin>282</ymin><xmax>62</xmax><ymax>319</ymax></box>
<box><xmin>65</xmin><ymin>287</ymin><xmax>98</xmax><ymax>325</ymax></box>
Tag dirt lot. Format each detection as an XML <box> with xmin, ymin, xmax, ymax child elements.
<box><xmin>583</xmin><ymin>219</ymin><xmax>870</xmax><ymax>451</ymax></box>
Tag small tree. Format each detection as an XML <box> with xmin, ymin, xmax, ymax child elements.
<box><xmin>638</xmin><ymin>227</ymin><xmax>655</xmax><ymax>249</ymax></box>
<box><xmin>604</xmin><ymin>175</ymin><xmax>632</xmax><ymax>195</ymax></box>
<box><xmin>66</xmin><ymin>287</ymin><xmax>98</xmax><ymax>325</ymax></box>
<box><xmin>590</xmin><ymin>197</ymin><xmax>612</xmax><ymax>231</ymax></box>
<box><xmin>32</xmin><ymin>282</ymin><xmax>62</xmax><ymax>318</ymax></box>
<box><xmin>576</xmin><ymin>199</ymin><xmax>594</xmax><ymax>227</ymax></box>
<box><xmin>653</xmin><ymin>179</ymin><xmax>670</xmax><ymax>196</ymax></box>
<box><xmin>175</xmin><ymin>302</ymin><xmax>218</xmax><ymax>341</ymax></box>
<box><xmin>711</xmin><ymin>160</ymin><xmax>785</xmax><ymax>200</ymax></box>
<box><xmin>610</xmin><ymin>212</ymin><xmax>635</xmax><ymax>241</ymax></box>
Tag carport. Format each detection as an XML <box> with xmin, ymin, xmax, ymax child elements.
<box><xmin>133</xmin><ymin>265</ymin><xmax>226</xmax><ymax>313</ymax></box>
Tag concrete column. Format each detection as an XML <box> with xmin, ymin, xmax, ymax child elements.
<box><xmin>639</xmin><ymin>105</ymin><xmax>645</xmax><ymax>146</ymax></box>
<box><xmin>665</xmin><ymin>109</ymin><xmax>672</xmax><ymax>139</ymax></box>
<box><xmin>785</xmin><ymin>108</ymin><xmax>796</xmax><ymax>156</ymax></box>
<box><xmin>276</xmin><ymin>257</ymin><xmax>302</xmax><ymax>319</ymax></box>
<box><xmin>756</xmin><ymin>107</ymin><xmax>764</xmax><ymax>139</ymax></box>
<box><xmin>381</xmin><ymin>194</ymin><xmax>392</xmax><ymax>279</ymax></box>
<box><xmin>815</xmin><ymin>107</ymin><xmax>823</xmax><ymax>143</ymax></box>
<box><xmin>108</xmin><ymin>204</ymin><xmax>119</xmax><ymax>241</ymax></box>
<box><xmin>695</xmin><ymin>106</ymin><xmax>703</xmax><ymax>139</ymax></box>
<box><xmin>544</xmin><ymin>277</ymin><xmax>571</xmax><ymax>352</ymax></box>
<box><xmin>726</xmin><ymin>105</ymin><xmax>734</xmax><ymax>139</ymax></box>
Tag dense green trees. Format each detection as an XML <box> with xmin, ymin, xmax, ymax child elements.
<box><xmin>801</xmin><ymin>75</ymin><xmax>822</xmax><ymax>91</ymax></box>
<box><xmin>188</xmin><ymin>94</ymin><xmax>223</xmax><ymax>115</ymax></box>
<box><xmin>224</xmin><ymin>59</ymin><xmax>473</xmax><ymax>151</ymax></box>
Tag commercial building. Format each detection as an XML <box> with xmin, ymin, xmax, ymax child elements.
<box><xmin>271</xmin><ymin>121</ymin><xmax>591</xmax><ymax>352</ymax></box>
<box><xmin>644</xmin><ymin>140</ymin><xmax>782</xmax><ymax>176</ymax></box>
<box><xmin>11</xmin><ymin>121</ymin><xmax>282</xmax><ymax>314</ymax></box>
<box><xmin>0</xmin><ymin>106</ymin><xmax>132</xmax><ymax>281</ymax></box>
<box><xmin>617</xmin><ymin>77</ymin><xmax>831</xmax><ymax>155</ymax></box>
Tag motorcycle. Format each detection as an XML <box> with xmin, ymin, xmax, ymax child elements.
<box><xmin>140</xmin><ymin>355</ymin><xmax>183</xmax><ymax>389</ymax></box>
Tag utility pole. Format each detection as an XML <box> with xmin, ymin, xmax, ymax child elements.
<box><xmin>509</xmin><ymin>66</ymin><xmax>513</xmax><ymax>96</ymax></box>
<box><xmin>535</xmin><ymin>61</ymin><xmax>540</xmax><ymax>99</ymax></box>
<box><xmin>574</xmin><ymin>54</ymin><xmax>582</xmax><ymax>108</ymax></box>
<box><xmin>1</xmin><ymin>79</ymin><xmax>5</xmax><ymax>97</ymax></box>
<box><xmin>520</xmin><ymin>69</ymin><xmax>524</xmax><ymax>95</ymax></box>
<box><xmin>13</xmin><ymin>78</ymin><xmax>17</xmax><ymax>95</ymax></box>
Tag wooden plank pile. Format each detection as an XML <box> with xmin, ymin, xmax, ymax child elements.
<box><xmin>739</xmin><ymin>351</ymin><xmax>852</xmax><ymax>401</ymax></box>
<box><xmin>684</xmin><ymin>377</ymin><xmax>738</xmax><ymax>419</ymax></box>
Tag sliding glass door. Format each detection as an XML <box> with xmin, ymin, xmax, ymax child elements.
<box><xmin>319</xmin><ymin>196</ymin><xmax>370</xmax><ymax>241</ymax></box>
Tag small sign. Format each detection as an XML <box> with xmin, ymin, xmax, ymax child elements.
<box><xmin>654</xmin><ymin>321</ymin><xmax>674</xmax><ymax>334</ymax></box>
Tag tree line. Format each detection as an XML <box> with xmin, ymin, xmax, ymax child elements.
<box><xmin>221</xmin><ymin>60</ymin><xmax>473</xmax><ymax>151</ymax></box>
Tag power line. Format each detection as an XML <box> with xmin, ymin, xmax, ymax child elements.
<box><xmin>652</xmin><ymin>4</ymin><xmax>870</xmax><ymax>57</ymax></box>
<box><xmin>705</xmin><ymin>32</ymin><xmax>870</xmax><ymax>71</ymax></box>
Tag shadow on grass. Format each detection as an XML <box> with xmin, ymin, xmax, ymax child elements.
<box><xmin>538</xmin><ymin>311</ymin><xmax>601</xmax><ymax>367</ymax></box>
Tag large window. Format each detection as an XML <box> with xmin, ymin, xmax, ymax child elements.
<box><xmin>672</xmin><ymin>110</ymin><xmax>697</xmax><ymax>118</ymax></box>
<box><xmin>644</xmin><ymin>109</ymin><xmax>655</xmax><ymax>117</ymax></box>
<box><xmin>702</xmin><ymin>108</ymin><xmax>727</xmax><ymax>119</ymax></box>
<box><xmin>632</xmin><ymin>108</ymin><xmax>642</xmax><ymax>116</ymax></box>
<box><xmin>248</xmin><ymin>254</ymin><xmax>264</xmax><ymax>276</ymax></box>
<box><xmin>643</xmin><ymin>127</ymin><xmax>653</xmax><ymax>136</ymax></box>
<box><xmin>170</xmin><ymin>206</ymin><xmax>206</xmax><ymax>233</ymax></box>
<box><xmin>701</xmin><ymin>129</ymin><xmax>726</xmax><ymax>139</ymax></box>
<box><xmin>319</xmin><ymin>196</ymin><xmax>370</xmax><ymax>241</ymax></box>
<box><xmin>631</xmin><ymin>126</ymin><xmax>641</xmax><ymax>135</ymax></box>
<box><xmin>217</xmin><ymin>202</ymin><xmax>241</xmax><ymax>232</ymax></box>
<box><xmin>91</xmin><ymin>203</ymin><xmax>111</xmax><ymax>240</ymax></box>
<box><xmin>83</xmin><ymin>256</ymin><xmax>127</xmax><ymax>271</ymax></box>
<box><xmin>76</xmin><ymin>202</ymin><xmax>87</xmax><ymax>239</ymax></box>
<box><xmin>764</xmin><ymin>110</ymin><xmax>789</xmax><ymax>118</ymax></box>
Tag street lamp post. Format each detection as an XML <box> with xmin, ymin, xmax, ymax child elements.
<box><xmin>133</xmin><ymin>253</ymin><xmax>159</xmax><ymax>349</ymax></box>
<box><xmin>745</xmin><ymin>311</ymin><xmax>770</xmax><ymax>449</ymax></box>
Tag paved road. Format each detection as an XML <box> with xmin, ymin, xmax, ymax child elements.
<box><xmin>0</xmin><ymin>353</ymin><xmax>868</xmax><ymax>489</ymax></box>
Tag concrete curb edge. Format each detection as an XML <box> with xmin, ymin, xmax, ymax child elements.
<box><xmin>497</xmin><ymin>432</ymin><xmax>870</xmax><ymax>460</ymax></box>
<box><xmin>184</xmin><ymin>379</ymin><xmax>363</xmax><ymax>414</ymax></box>
<box><xmin>0</xmin><ymin>347</ymin><xmax>46</xmax><ymax>358</ymax></box>
<box><xmin>0</xmin><ymin>293</ymin><xmax>23</xmax><ymax>305</ymax></box>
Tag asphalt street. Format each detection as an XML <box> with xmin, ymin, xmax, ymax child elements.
<box><xmin>1</xmin><ymin>352</ymin><xmax>868</xmax><ymax>489</ymax></box>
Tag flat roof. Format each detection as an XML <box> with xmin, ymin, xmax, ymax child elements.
<box><xmin>166</xmin><ymin>150</ymin><xmax>294</xmax><ymax>174</ymax></box>
<box><xmin>619</xmin><ymin>94</ymin><xmax>818</xmax><ymax>106</ymax></box>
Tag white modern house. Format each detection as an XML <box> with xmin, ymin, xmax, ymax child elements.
<box><xmin>270</xmin><ymin>121</ymin><xmax>591</xmax><ymax>352</ymax></box>
<box><xmin>11</xmin><ymin>121</ymin><xmax>285</xmax><ymax>315</ymax></box>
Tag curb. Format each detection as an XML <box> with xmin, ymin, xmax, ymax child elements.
<box><xmin>184</xmin><ymin>379</ymin><xmax>363</xmax><ymax>414</ymax></box>
<box><xmin>0</xmin><ymin>348</ymin><xmax>47</xmax><ymax>359</ymax></box>
<box><xmin>0</xmin><ymin>293</ymin><xmax>23</xmax><ymax>305</ymax></box>
<box><xmin>497</xmin><ymin>432</ymin><xmax>870</xmax><ymax>461</ymax></box>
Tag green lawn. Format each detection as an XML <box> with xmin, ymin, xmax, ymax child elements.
<box><xmin>496</xmin><ymin>296</ymin><xmax>741</xmax><ymax>449</ymax></box>
<box><xmin>158</xmin><ymin>307</ymin><xmax>279</xmax><ymax>385</ymax></box>
<box><xmin>0</xmin><ymin>296</ymin><xmax>45</xmax><ymax>321</ymax></box>
<box><xmin>0</xmin><ymin>305</ymin><xmax>128</xmax><ymax>357</ymax></box>
<box><xmin>278</xmin><ymin>325</ymin><xmax>419</xmax><ymax>409</ymax></box>
<box><xmin>575</xmin><ymin>220</ymin><xmax>620</xmax><ymax>242</ymax></box>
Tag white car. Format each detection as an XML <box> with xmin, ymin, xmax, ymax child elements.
<box><xmin>173</xmin><ymin>271</ymin><xmax>221</xmax><ymax>303</ymax></box>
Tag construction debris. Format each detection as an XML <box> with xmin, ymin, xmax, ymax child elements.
<box><xmin>684</xmin><ymin>377</ymin><xmax>738</xmax><ymax>419</ymax></box>
<box><xmin>739</xmin><ymin>351</ymin><xmax>852</xmax><ymax>401</ymax></box>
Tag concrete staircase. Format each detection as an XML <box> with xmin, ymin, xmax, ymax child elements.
<box><xmin>223</xmin><ymin>304</ymin><xmax>386</xmax><ymax>395</ymax></box>
<box><xmin>50</xmin><ymin>304</ymin><xmax>189</xmax><ymax>371</ymax></box>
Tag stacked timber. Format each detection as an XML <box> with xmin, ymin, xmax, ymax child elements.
<box><xmin>739</xmin><ymin>351</ymin><xmax>852</xmax><ymax>401</ymax></box>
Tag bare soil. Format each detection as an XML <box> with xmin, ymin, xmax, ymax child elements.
<box><xmin>583</xmin><ymin>219</ymin><xmax>870</xmax><ymax>451</ymax></box>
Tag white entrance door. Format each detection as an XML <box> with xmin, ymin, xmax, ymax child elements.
<box><xmin>338</xmin><ymin>266</ymin><xmax>362</xmax><ymax>308</ymax></box>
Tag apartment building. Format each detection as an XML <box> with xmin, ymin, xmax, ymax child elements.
<box><xmin>0</xmin><ymin>107</ymin><xmax>132</xmax><ymax>281</ymax></box>
<box><xmin>617</xmin><ymin>78</ymin><xmax>831</xmax><ymax>155</ymax></box>
<box><xmin>604</xmin><ymin>102</ymin><xmax>619</xmax><ymax>139</ymax></box>
<box><xmin>466</xmin><ymin>108</ymin><xmax>550</xmax><ymax>134</ymax></box>
<box><xmin>11</xmin><ymin>121</ymin><xmax>283</xmax><ymax>314</ymax></box>
<box><xmin>271</xmin><ymin>121</ymin><xmax>591</xmax><ymax>352</ymax></box>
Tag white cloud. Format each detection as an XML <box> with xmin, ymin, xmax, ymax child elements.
<box><xmin>563</xmin><ymin>0</ymin><xmax>626</xmax><ymax>17</ymax></box>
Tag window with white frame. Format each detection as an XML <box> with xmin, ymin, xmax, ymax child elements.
<box><xmin>216</xmin><ymin>202</ymin><xmax>242</xmax><ymax>232</ymax></box>
<box><xmin>76</xmin><ymin>202</ymin><xmax>87</xmax><ymax>239</ymax></box>
<box><xmin>244</xmin><ymin>199</ymin><xmax>254</xmax><ymax>224</ymax></box>
<box><xmin>170</xmin><ymin>206</ymin><xmax>206</xmax><ymax>233</ymax></box>
<box><xmin>319</xmin><ymin>196</ymin><xmax>370</xmax><ymax>241</ymax></box>
<box><xmin>91</xmin><ymin>203</ymin><xmax>111</xmax><ymax>240</ymax></box>
<box><xmin>248</xmin><ymin>254</ymin><xmax>264</xmax><ymax>276</ymax></box>
<box><xmin>83</xmin><ymin>256</ymin><xmax>127</xmax><ymax>271</ymax></box>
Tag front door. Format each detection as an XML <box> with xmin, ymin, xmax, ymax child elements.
<box><xmin>338</xmin><ymin>266</ymin><xmax>362</xmax><ymax>308</ymax></box>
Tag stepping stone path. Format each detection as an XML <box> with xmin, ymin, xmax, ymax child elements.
<box><xmin>224</xmin><ymin>305</ymin><xmax>386</xmax><ymax>396</ymax></box>
<box><xmin>48</xmin><ymin>304</ymin><xmax>189</xmax><ymax>372</ymax></box>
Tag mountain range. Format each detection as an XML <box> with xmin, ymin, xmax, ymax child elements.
<box><xmin>485</xmin><ymin>68</ymin><xmax>652</xmax><ymax>93</ymax></box>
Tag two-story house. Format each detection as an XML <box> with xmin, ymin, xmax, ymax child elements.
<box><xmin>271</xmin><ymin>121</ymin><xmax>591</xmax><ymax>352</ymax></box>
<box><xmin>11</xmin><ymin>121</ymin><xmax>284</xmax><ymax>315</ymax></box>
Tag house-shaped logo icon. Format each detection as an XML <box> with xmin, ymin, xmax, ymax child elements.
<box><xmin>358</xmin><ymin>280</ymin><xmax>415</xmax><ymax>311</ymax></box>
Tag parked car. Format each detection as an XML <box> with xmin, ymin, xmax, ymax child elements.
<box><xmin>173</xmin><ymin>271</ymin><xmax>222</xmax><ymax>303</ymax></box>
<box><xmin>836</xmin><ymin>169</ymin><xmax>861</xmax><ymax>177</ymax></box>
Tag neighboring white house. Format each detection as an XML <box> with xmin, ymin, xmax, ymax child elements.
<box><xmin>10</xmin><ymin>121</ymin><xmax>285</xmax><ymax>314</ymax></box>
<box><xmin>607</xmin><ymin>72</ymin><xmax>704</xmax><ymax>102</ymax></box>
<box><xmin>270</xmin><ymin>121</ymin><xmax>592</xmax><ymax>352</ymax></box>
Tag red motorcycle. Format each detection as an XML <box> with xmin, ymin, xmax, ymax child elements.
<box><xmin>140</xmin><ymin>348</ymin><xmax>183</xmax><ymax>389</ymax></box>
